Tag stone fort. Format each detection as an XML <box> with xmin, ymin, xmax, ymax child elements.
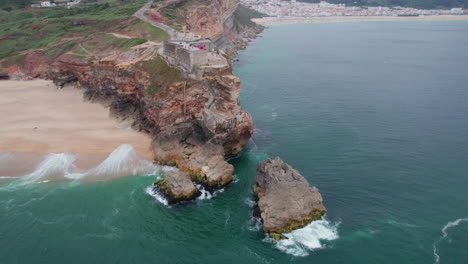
<box><xmin>162</xmin><ymin>39</ymin><xmax>226</xmax><ymax>73</ymax></box>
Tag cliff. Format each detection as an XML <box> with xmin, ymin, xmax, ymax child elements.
<box><xmin>0</xmin><ymin>0</ymin><xmax>263</xmax><ymax>190</ymax></box>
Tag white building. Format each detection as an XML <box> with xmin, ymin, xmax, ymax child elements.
<box><xmin>450</xmin><ymin>8</ymin><xmax>463</xmax><ymax>14</ymax></box>
<box><xmin>39</xmin><ymin>1</ymin><xmax>57</xmax><ymax>7</ymax></box>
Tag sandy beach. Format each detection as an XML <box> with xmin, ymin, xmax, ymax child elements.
<box><xmin>253</xmin><ymin>14</ymin><xmax>468</xmax><ymax>25</ymax></box>
<box><xmin>0</xmin><ymin>80</ymin><xmax>153</xmax><ymax>161</ymax></box>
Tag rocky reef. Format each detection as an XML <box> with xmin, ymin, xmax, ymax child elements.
<box><xmin>254</xmin><ymin>157</ymin><xmax>327</xmax><ymax>240</ymax></box>
<box><xmin>154</xmin><ymin>170</ymin><xmax>200</xmax><ymax>203</ymax></box>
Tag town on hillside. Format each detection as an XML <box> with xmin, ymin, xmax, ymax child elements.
<box><xmin>241</xmin><ymin>0</ymin><xmax>466</xmax><ymax>17</ymax></box>
<box><xmin>30</xmin><ymin>0</ymin><xmax>81</xmax><ymax>8</ymax></box>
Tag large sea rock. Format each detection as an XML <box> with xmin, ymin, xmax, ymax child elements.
<box><xmin>254</xmin><ymin>157</ymin><xmax>327</xmax><ymax>240</ymax></box>
<box><xmin>155</xmin><ymin>171</ymin><xmax>201</xmax><ymax>204</ymax></box>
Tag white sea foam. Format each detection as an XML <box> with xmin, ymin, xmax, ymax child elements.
<box><xmin>248</xmin><ymin>216</ymin><xmax>262</xmax><ymax>232</ymax></box>
<box><xmin>232</xmin><ymin>174</ymin><xmax>240</xmax><ymax>183</ymax></box>
<box><xmin>195</xmin><ymin>184</ymin><xmax>225</xmax><ymax>200</ymax></box>
<box><xmin>67</xmin><ymin>144</ymin><xmax>159</xmax><ymax>180</ymax></box>
<box><xmin>145</xmin><ymin>185</ymin><xmax>169</xmax><ymax>206</ymax></box>
<box><xmin>244</xmin><ymin>197</ymin><xmax>256</xmax><ymax>208</ymax></box>
<box><xmin>266</xmin><ymin>218</ymin><xmax>340</xmax><ymax>257</ymax></box>
<box><xmin>386</xmin><ymin>219</ymin><xmax>418</xmax><ymax>228</ymax></box>
<box><xmin>21</xmin><ymin>153</ymin><xmax>77</xmax><ymax>184</ymax></box>
<box><xmin>10</xmin><ymin>144</ymin><xmax>166</xmax><ymax>185</ymax></box>
<box><xmin>432</xmin><ymin>217</ymin><xmax>468</xmax><ymax>264</ymax></box>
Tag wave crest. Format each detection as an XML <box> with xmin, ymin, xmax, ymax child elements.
<box><xmin>266</xmin><ymin>218</ymin><xmax>340</xmax><ymax>257</ymax></box>
<box><xmin>12</xmin><ymin>144</ymin><xmax>163</xmax><ymax>185</ymax></box>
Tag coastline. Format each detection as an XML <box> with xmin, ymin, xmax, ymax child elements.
<box><xmin>252</xmin><ymin>14</ymin><xmax>468</xmax><ymax>25</ymax></box>
<box><xmin>0</xmin><ymin>80</ymin><xmax>153</xmax><ymax>160</ymax></box>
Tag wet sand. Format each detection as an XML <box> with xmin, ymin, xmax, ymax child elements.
<box><xmin>253</xmin><ymin>14</ymin><xmax>468</xmax><ymax>25</ymax></box>
<box><xmin>0</xmin><ymin>79</ymin><xmax>153</xmax><ymax>172</ymax></box>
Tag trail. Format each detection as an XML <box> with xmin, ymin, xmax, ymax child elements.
<box><xmin>134</xmin><ymin>0</ymin><xmax>181</xmax><ymax>40</ymax></box>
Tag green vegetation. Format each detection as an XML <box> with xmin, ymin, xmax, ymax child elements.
<box><xmin>168</xmin><ymin>23</ymin><xmax>183</xmax><ymax>31</ymax></box>
<box><xmin>44</xmin><ymin>39</ymin><xmax>77</xmax><ymax>59</ymax></box>
<box><xmin>140</xmin><ymin>56</ymin><xmax>182</xmax><ymax>97</ymax></box>
<box><xmin>150</xmin><ymin>0</ymin><xmax>163</xmax><ymax>8</ymax></box>
<box><xmin>119</xmin><ymin>20</ymin><xmax>170</xmax><ymax>41</ymax></box>
<box><xmin>0</xmin><ymin>0</ymin><xmax>147</xmax><ymax>59</ymax></box>
<box><xmin>82</xmin><ymin>33</ymin><xmax>147</xmax><ymax>51</ymax></box>
<box><xmin>0</xmin><ymin>0</ymin><xmax>33</xmax><ymax>10</ymax></box>
<box><xmin>161</xmin><ymin>8</ymin><xmax>178</xmax><ymax>19</ymax></box>
<box><xmin>1</xmin><ymin>52</ymin><xmax>26</xmax><ymax>67</ymax></box>
<box><xmin>298</xmin><ymin>0</ymin><xmax>468</xmax><ymax>9</ymax></box>
<box><xmin>235</xmin><ymin>4</ymin><xmax>266</xmax><ymax>27</ymax></box>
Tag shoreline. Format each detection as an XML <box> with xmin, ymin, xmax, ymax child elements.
<box><xmin>0</xmin><ymin>80</ymin><xmax>153</xmax><ymax>161</ymax></box>
<box><xmin>252</xmin><ymin>14</ymin><xmax>468</xmax><ymax>25</ymax></box>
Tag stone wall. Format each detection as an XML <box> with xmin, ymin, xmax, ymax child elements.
<box><xmin>176</xmin><ymin>48</ymin><xmax>192</xmax><ymax>71</ymax></box>
<box><xmin>190</xmin><ymin>50</ymin><xmax>209</xmax><ymax>68</ymax></box>
<box><xmin>163</xmin><ymin>42</ymin><xmax>177</xmax><ymax>57</ymax></box>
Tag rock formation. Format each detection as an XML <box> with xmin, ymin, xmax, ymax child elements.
<box><xmin>1</xmin><ymin>0</ymin><xmax>263</xmax><ymax>197</ymax></box>
<box><xmin>254</xmin><ymin>157</ymin><xmax>327</xmax><ymax>240</ymax></box>
<box><xmin>155</xmin><ymin>170</ymin><xmax>200</xmax><ymax>203</ymax></box>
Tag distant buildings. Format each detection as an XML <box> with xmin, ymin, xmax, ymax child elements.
<box><xmin>450</xmin><ymin>8</ymin><xmax>463</xmax><ymax>14</ymax></box>
<box><xmin>31</xmin><ymin>0</ymin><xmax>79</xmax><ymax>8</ymax></box>
<box><xmin>241</xmin><ymin>0</ymin><xmax>466</xmax><ymax>17</ymax></box>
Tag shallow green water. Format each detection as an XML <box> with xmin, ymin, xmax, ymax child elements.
<box><xmin>1</xmin><ymin>21</ymin><xmax>468</xmax><ymax>263</ymax></box>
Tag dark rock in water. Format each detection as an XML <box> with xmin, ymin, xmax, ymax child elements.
<box><xmin>254</xmin><ymin>157</ymin><xmax>327</xmax><ymax>240</ymax></box>
<box><xmin>155</xmin><ymin>171</ymin><xmax>201</xmax><ymax>204</ymax></box>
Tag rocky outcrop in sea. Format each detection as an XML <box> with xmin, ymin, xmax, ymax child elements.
<box><xmin>154</xmin><ymin>170</ymin><xmax>200</xmax><ymax>203</ymax></box>
<box><xmin>254</xmin><ymin>157</ymin><xmax>327</xmax><ymax>240</ymax></box>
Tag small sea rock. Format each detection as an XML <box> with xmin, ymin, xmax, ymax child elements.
<box><xmin>155</xmin><ymin>170</ymin><xmax>200</xmax><ymax>204</ymax></box>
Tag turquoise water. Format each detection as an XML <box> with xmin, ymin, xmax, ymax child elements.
<box><xmin>2</xmin><ymin>21</ymin><xmax>468</xmax><ymax>263</ymax></box>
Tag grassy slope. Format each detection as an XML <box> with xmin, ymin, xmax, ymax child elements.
<box><xmin>0</xmin><ymin>0</ymin><xmax>170</xmax><ymax>61</ymax></box>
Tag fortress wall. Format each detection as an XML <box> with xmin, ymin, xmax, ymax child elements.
<box><xmin>176</xmin><ymin>48</ymin><xmax>192</xmax><ymax>71</ymax></box>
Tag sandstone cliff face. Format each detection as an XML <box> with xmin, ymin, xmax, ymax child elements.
<box><xmin>148</xmin><ymin>0</ymin><xmax>263</xmax><ymax>51</ymax></box>
<box><xmin>254</xmin><ymin>158</ymin><xmax>327</xmax><ymax>240</ymax></box>
<box><xmin>184</xmin><ymin>0</ymin><xmax>263</xmax><ymax>51</ymax></box>
<box><xmin>184</xmin><ymin>0</ymin><xmax>238</xmax><ymax>39</ymax></box>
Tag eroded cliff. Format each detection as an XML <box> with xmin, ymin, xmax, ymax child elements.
<box><xmin>0</xmin><ymin>0</ymin><xmax>263</xmax><ymax>191</ymax></box>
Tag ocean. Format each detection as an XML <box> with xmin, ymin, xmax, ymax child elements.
<box><xmin>1</xmin><ymin>20</ymin><xmax>468</xmax><ymax>263</ymax></box>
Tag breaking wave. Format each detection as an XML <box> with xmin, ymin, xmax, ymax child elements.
<box><xmin>145</xmin><ymin>185</ymin><xmax>169</xmax><ymax>207</ymax></box>
<box><xmin>196</xmin><ymin>184</ymin><xmax>224</xmax><ymax>200</ymax></box>
<box><xmin>8</xmin><ymin>144</ymin><xmax>166</xmax><ymax>186</ymax></box>
<box><xmin>66</xmin><ymin>144</ymin><xmax>159</xmax><ymax>180</ymax></box>
<box><xmin>432</xmin><ymin>217</ymin><xmax>468</xmax><ymax>264</ymax></box>
<box><xmin>265</xmin><ymin>218</ymin><xmax>340</xmax><ymax>257</ymax></box>
<box><xmin>21</xmin><ymin>153</ymin><xmax>77</xmax><ymax>184</ymax></box>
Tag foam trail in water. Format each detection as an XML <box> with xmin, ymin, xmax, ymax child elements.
<box><xmin>432</xmin><ymin>217</ymin><xmax>468</xmax><ymax>264</ymax></box>
<box><xmin>266</xmin><ymin>218</ymin><xmax>339</xmax><ymax>257</ymax></box>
